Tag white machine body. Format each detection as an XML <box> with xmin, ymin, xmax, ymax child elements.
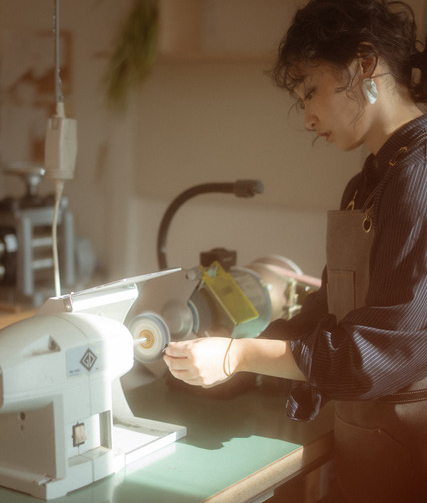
<box><xmin>0</xmin><ymin>270</ymin><xmax>187</xmax><ymax>500</ymax></box>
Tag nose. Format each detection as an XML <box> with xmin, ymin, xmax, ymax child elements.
<box><xmin>304</xmin><ymin>108</ymin><xmax>317</xmax><ymax>132</ymax></box>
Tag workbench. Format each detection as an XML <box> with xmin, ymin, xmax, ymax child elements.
<box><xmin>0</xmin><ymin>311</ymin><xmax>334</xmax><ymax>503</ymax></box>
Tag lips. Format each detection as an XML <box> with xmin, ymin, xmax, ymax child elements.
<box><xmin>319</xmin><ymin>132</ymin><xmax>331</xmax><ymax>142</ymax></box>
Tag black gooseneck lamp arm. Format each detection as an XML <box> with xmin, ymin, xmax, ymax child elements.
<box><xmin>156</xmin><ymin>179</ymin><xmax>264</xmax><ymax>270</ymax></box>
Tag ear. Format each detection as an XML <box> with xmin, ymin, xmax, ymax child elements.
<box><xmin>357</xmin><ymin>43</ymin><xmax>378</xmax><ymax>78</ymax></box>
<box><xmin>360</xmin><ymin>55</ymin><xmax>377</xmax><ymax>77</ymax></box>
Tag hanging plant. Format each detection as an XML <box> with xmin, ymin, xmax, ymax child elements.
<box><xmin>103</xmin><ymin>0</ymin><xmax>159</xmax><ymax>110</ymax></box>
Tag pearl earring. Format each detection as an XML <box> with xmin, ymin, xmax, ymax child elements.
<box><xmin>362</xmin><ymin>78</ymin><xmax>378</xmax><ymax>104</ymax></box>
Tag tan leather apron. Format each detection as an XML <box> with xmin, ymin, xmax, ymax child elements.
<box><xmin>326</xmin><ymin>190</ymin><xmax>427</xmax><ymax>501</ymax></box>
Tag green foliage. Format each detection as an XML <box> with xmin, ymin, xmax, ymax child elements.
<box><xmin>103</xmin><ymin>0</ymin><xmax>159</xmax><ymax>111</ymax></box>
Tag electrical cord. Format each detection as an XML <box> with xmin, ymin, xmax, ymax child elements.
<box><xmin>52</xmin><ymin>180</ymin><xmax>64</xmax><ymax>297</ymax></box>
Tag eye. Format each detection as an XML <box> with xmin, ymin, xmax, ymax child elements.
<box><xmin>304</xmin><ymin>88</ymin><xmax>315</xmax><ymax>101</ymax></box>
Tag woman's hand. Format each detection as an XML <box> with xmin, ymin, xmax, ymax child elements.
<box><xmin>163</xmin><ymin>337</ymin><xmax>234</xmax><ymax>387</ymax></box>
<box><xmin>163</xmin><ymin>336</ymin><xmax>306</xmax><ymax>386</ymax></box>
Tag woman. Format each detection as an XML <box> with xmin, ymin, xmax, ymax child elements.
<box><xmin>163</xmin><ymin>1</ymin><xmax>427</xmax><ymax>501</ymax></box>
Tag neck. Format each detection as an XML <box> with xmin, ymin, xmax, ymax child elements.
<box><xmin>365</xmin><ymin>93</ymin><xmax>423</xmax><ymax>155</ymax></box>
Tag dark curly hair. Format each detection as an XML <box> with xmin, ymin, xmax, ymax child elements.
<box><xmin>272</xmin><ymin>0</ymin><xmax>427</xmax><ymax>103</ymax></box>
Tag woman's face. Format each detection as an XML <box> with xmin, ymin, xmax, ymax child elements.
<box><xmin>294</xmin><ymin>60</ymin><xmax>369</xmax><ymax>152</ymax></box>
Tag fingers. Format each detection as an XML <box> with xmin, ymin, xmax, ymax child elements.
<box><xmin>163</xmin><ymin>341</ymin><xmax>194</xmax><ymax>371</ymax></box>
<box><xmin>163</xmin><ymin>341</ymin><xmax>195</xmax><ymax>383</ymax></box>
<box><xmin>163</xmin><ymin>353</ymin><xmax>189</xmax><ymax>371</ymax></box>
<box><xmin>164</xmin><ymin>341</ymin><xmax>192</xmax><ymax>358</ymax></box>
<box><xmin>163</xmin><ymin>337</ymin><xmax>231</xmax><ymax>387</ymax></box>
<box><xmin>163</xmin><ymin>355</ymin><xmax>202</xmax><ymax>386</ymax></box>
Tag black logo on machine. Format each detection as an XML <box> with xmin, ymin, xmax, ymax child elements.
<box><xmin>80</xmin><ymin>349</ymin><xmax>97</xmax><ymax>371</ymax></box>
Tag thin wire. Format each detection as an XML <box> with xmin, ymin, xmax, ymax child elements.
<box><xmin>53</xmin><ymin>0</ymin><xmax>64</xmax><ymax>104</ymax></box>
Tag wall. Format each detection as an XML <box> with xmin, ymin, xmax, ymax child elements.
<box><xmin>133</xmin><ymin>61</ymin><xmax>362</xmax><ymax>209</ymax></box>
